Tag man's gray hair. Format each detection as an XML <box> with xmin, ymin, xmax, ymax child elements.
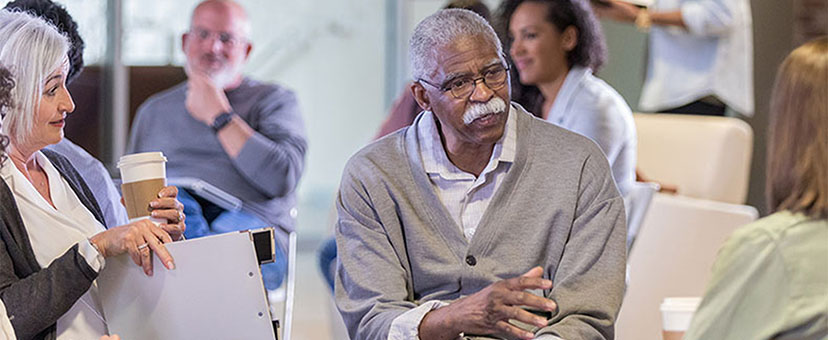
<box><xmin>0</xmin><ymin>9</ymin><xmax>69</xmax><ymax>146</ymax></box>
<box><xmin>409</xmin><ymin>8</ymin><xmax>502</xmax><ymax>81</ymax></box>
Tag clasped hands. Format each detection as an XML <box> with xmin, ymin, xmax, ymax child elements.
<box><xmin>89</xmin><ymin>186</ymin><xmax>185</xmax><ymax>277</ymax></box>
<box><xmin>420</xmin><ymin>267</ymin><xmax>557</xmax><ymax>340</ymax></box>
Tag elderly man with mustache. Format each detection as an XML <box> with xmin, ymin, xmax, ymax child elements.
<box><xmin>334</xmin><ymin>9</ymin><xmax>626</xmax><ymax>340</ymax></box>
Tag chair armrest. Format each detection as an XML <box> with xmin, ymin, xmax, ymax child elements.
<box><xmin>167</xmin><ymin>177</ymin><xmax>244</xmax><ymax>212</ymax></box>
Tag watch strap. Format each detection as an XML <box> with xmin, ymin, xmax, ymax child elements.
<box><xmin>211</xmin><ymin>111</ymin><xmax>235</xmax><ymax>132</ymax></box>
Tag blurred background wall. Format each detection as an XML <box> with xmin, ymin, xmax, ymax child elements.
<box><xmin>1</xmin><ymin>0</ymin><xmax>819</xmax><ymax>242</ymax></box>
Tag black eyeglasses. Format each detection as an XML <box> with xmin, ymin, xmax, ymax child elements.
<box><xmin>418</xmin><ymin>64</ymin><xmax>510</xmax><ymax>99</ymax></box>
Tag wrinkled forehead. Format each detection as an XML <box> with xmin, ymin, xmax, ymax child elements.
<box><xmin>430</xmin><ymin>35</ymin><xmax>504</xmax><ymax>78</ymax></box>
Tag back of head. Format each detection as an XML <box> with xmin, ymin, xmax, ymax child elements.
<box><xmin>409</xmin><ymin>8</ymin><xmax>503</xmax><ymax>80</ymax></box>
<box><xmin>444</xmin><ymin>0</ymin><xmax>491</xmax><ymax>21</ymax></box>
<box><xmin>0</xmin><ymin>9</ymin><xmax>69</xmax><ymax>145</ymax></box>
<box><xmin>767</xmin><ymin>36</ymin><xmax>828</xmax><ymax>218</ymax></box>
<box><xmin>3</xmin><ymin>0</ymin><xmax>84</xmax><ymax>84</ymax></box>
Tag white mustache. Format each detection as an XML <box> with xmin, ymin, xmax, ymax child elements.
<box><xmin>463</xmin><ymin>97</ymin><xmax>507</xmax><ymax>125</ymax></box>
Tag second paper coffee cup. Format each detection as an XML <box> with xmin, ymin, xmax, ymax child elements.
<box><xmin>660</xmin><ymin>297</ymin><xmax>701</xmax><ymax>340</ymax></box>
<box><xmin>118</xmin><ymin>152</ymin><xmax>168</xmax><ymax>223</ymax></box>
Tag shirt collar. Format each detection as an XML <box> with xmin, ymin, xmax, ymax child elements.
<box><xmin>546</xmin><ymin>66</ymin><xmax>591</xmax><ymax>124</ymax></box>
<box><xmin>1</xmin><ymin>151</ymin><xmax>60</xmax><ymax>206</ymax></box>
<box><xmin>418</xmin><ymin>105</ymin><xmax>517</xmax><ymax>179</ymax></box>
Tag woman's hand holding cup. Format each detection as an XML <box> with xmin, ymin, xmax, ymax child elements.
<box><xmin>148</xmin><ymin>185</ymin><xmax>186</xmax><ymax>241</ymax></box>
<box><xmin>89</xmin><ymin>219</ymin><xmax>175</xmax><ymax>277</ymax></box>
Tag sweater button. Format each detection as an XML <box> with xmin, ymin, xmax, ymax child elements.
<box><xmin>465</xmin><ymin>255</ymin><xmax>477</xmax><ymax>266</ymax></box>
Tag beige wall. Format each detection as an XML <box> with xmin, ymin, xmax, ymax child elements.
<box><xmin>743</xmin><ymin>0</ymin><xmax>794</xmax><ymax>215</ymax></box>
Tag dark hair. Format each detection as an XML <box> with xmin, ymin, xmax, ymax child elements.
<box><xmin>497</xmin><ymin>0</ymin><xmax>606</xmax><ymax>71</ymax></box>
<box><xmin>496</xmin><ymin>0</ymin><xmax>607</xmax><ymax>116</ymax></box>
<box><xmin>4</xmin><ymin>0</ymin><xmax>85</xmax><ymax>84</ymax></box>
<box><xmin>766</xmin><ymin>36</ymin><xmax>828</xmax><ymax>218</ymax></box>
<box><xmin>0</xmin><ymin>66</ymin><xmax>13</xmax><ymax>162</ymax></box>
<box><xmin>445</xmin><ymin>0</ymin><xmax>491</xmax><ymax>21</ymax></box>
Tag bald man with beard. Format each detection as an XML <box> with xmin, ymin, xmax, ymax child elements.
<box><xmin>128</xmin><ymin>0</ymin><xmax>307</xmax><ymax>291</ymax></box>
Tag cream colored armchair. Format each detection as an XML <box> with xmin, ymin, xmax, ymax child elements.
<box><xmin>616</xmin><ymin>194</ymin><xmax>758</xmax><ymax>340</ymax></box>
<box><xmin>634</xmin><ymin>113</ymin><xmax>753</xmax><ymax>204</ymax></box>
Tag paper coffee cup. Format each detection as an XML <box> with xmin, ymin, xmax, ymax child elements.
<box><xmin>118</xmin><ymin>152</ymin><xmax>168</xmax><ymax>224</ymax></box>
<box><xmin>661</xmin><ymin>297</ymin><xmax>701</xmax><ymax>340</ymax></box>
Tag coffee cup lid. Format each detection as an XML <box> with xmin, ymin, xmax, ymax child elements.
<box><xmin>117</xmin><ymin>152</ymin><xmax>167</xmax><ymax>168</ymax></box>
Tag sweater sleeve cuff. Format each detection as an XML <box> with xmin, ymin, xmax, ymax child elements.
<box><xmin>388</xmin><ymin>300</ymin><xmax>449</xmax><ymax>340</ymax></box>
<box><xmin>236</xmin><ymin>133</ymin><xmax>271</xmax><ymax>169</ymax></box>
<box><xmin>234</xmin><ymin>133</ymin><xmax>276</xmax><ymax>188</ymax></box>
<box><xmin>79</xmin><ymin>239</ymin><xmax>105</xmax><ymax>273</ymax></box>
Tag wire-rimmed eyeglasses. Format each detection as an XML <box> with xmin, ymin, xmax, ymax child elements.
<box><xmin>418</xmin><ymin>64</ymin><xmax>510</xmax><ymax>99</ymax></box>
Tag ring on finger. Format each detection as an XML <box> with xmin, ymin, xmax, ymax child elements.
<box><xmin>137</xmin><ymin>243</ymin><xmax>149</xmax><ymax>251</ymax></box>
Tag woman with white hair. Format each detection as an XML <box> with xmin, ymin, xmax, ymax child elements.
<box><xmin>0</xmin><ymin>10</ymin><xmax>185</xmax><ymax>340</ymax></box>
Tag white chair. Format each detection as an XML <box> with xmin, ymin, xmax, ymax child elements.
<box><xmin>634</xmin><ymin>113</ymin><xmax>753</xmax><ymax>204</ymax></box>
<box><xmin>623</xmin><ymin>181</ymin><xmax>660</xmax><ymax>252</ymax></box>
<box><xmin>167</xmin><ymin>177</ymin><xmax>297</xmax><ymax>340</ymax></box>
<box><xmin>615</xmin><ymin>193</ymin><xmax>758</xmax><ymax>340</ymax></box>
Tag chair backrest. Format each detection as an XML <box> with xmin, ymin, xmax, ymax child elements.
<box><xmin>624</xmin><ymin>181</ymin><xmax>660</xmax><ymax>252</ymax></box>
<box><xmin>634</xmin><ymin>113</ymin><xmax>753</xmax><ymax>204</ymax></box>
<box><xmin>615</xmin><ymin>193</ymin><xmax>758</xmax><ymax>340</ymax></box>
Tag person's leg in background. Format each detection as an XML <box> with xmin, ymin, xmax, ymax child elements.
<box><xmin>177</xmin><ymin>188</ymin><xmax>209</xmax><ymax>239</ymax></box>
<box><xmin>659</xmin><ymin>97</ymin><xmax>727</xmax><ymax>116</ymax></box>
<box><xmin>317</xmin><ymin>236</ymin><xmax>337</xmax><ymax>292</ymax></box>
<box><xmin>213</xmin><ymin>211</ymin><xmax>287</xmax><ymax>290</ymax></box>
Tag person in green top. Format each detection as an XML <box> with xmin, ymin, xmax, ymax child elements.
<box><xmin>684</xmin><ymin>36</ymin><xmax>828</xmax><ymax>340</ymax></box>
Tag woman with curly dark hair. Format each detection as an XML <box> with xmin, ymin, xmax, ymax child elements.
<box><xmin>497</xmin><ymin>0</ymin><xmax>636</xmax><ymax>195</ymax></box>
<box><xmin>0</xmin><ymin>66</ymin><xmax>12</xmax><ymax>162</ymax></box>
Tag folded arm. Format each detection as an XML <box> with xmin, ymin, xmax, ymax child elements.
<box><xmin>597</xmin><ymin>0</ymin><xmax>737</xmax><ymax>36</ymax></box>
<box><xmin>184</xmin><ymin>73</ymin><xmax>308</xmax><ymax>199</ymax></box>
<box><xmin>535</xmin><ymin>153</ymin><xmax>627</xmax><ymax>339</ymax></box>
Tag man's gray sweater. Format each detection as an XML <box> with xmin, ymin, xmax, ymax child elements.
<box><xmin>335</xmin><ymin>105</ymin><xmax>627</xmax><ymax>340</ymax></box>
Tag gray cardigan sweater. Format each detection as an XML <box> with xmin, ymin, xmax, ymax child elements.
<box><xmin>335</xmin><ymin>106</ymin><xmax>627</xmax><ymax>340</ymax></box>
<box><xmin>0</xmin><ymin>150</ymin><xmax>104</xmax><ymax>340</ymax></box>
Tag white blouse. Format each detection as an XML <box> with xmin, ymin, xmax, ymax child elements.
<box><xmin>545</xmin><ymin>66</ymin><xmax>636</xmax><ymax>196</ymax></box>
<box><xmin>0</xmin><ymin>301</ymin><xmax>15</xmax><ymax>340</ymax></box>
<box><xmin>640</xmin><ymin>0</ymin><xmax>754</xmax><ymax>115</ymax></box>
<box><xmin>0</xmin><ymin>152</ymin><xmax>107</xmax><ymax>339</ymax></box>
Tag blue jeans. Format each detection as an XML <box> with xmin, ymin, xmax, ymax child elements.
<box><xmin>317</xmin><ymin>236</ymin><xmax>337</xmax><ymax>292</ymax></box>
<box><xmin>178</xmin><ymin>188</ymin><xmax>287</xmax><ymax>290</ymax></box>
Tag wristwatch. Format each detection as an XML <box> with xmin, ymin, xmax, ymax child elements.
<box><xmin>211</xmin><ymin>111</ymin><xmax>235</xmax><ymax>132</ymax></box>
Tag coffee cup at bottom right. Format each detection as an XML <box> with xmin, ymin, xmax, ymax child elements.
<box><xmin>660</xmin><ymin>297</ymin><xmax>701</xmax><ymax>340</ymax></box>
